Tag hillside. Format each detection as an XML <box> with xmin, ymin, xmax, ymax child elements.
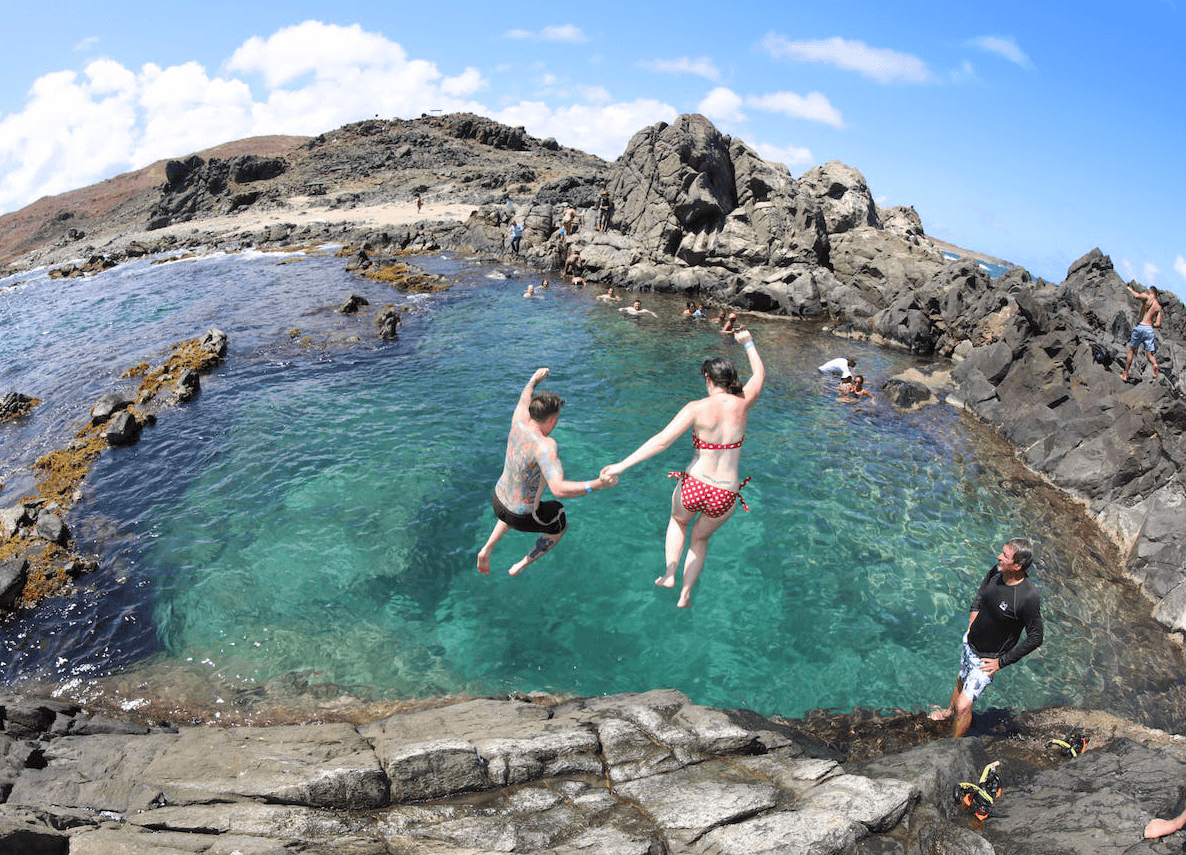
<box><xmin>0</xmin><ymin>135</ymin><xmax>308</xmax><ymax>265</ymax></box>
<box><xmin>0</xmin><ymin>114</ymin><xmax>609</xmax><ymax>271</ymax></box>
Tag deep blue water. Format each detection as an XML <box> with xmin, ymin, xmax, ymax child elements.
<box><xmin>1</xmin><ymin>248</ymin><xmax>1181</xmax><ymax>727</ymax></box>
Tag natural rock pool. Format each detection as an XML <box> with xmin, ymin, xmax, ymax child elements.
<box><xmin>2</xmin><ymin>249</ymin><xmax>1182</xmax><ymax>728</ymax></box>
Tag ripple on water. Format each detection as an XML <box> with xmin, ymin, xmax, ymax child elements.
<box><xmin>1</xmin><ymin>252</ymin><xmax>1182</xmax><ymax>729</ymax></box>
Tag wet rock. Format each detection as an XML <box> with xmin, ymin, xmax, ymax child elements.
<box><xmin>0</xmin><ymin>556</ymin><xmax>28</xmax><ymax>609</ymax></box>
<box><xmin>101</xmin><ymin>410</ymin><xmax>142</xmax><ymax>446</ymax></box>
<box><xmin>89</xmin><ymin>392</ymin><xmax>131</xmax><ymax>424</ymax></box>
<box><xmin>175</xmin><ymin>368</ymin><xmax>200</xmax><ymax>401</ymax></box>
<box><xmin>883</xmin><ymin>377</ymin><xmax>934</xmax><ymax>410</ymax></box>
<box><xmin>0</xmin><ymin>392</ymin><xmax>37</xmax><ymax>421</ymax></box>
<box><xmin>33</xmin><ymin>512</ymin><xmax>66</xmax><ymax>545</ymax></box>
<box><xmin>375</xmin><ymin>307</ymin><xmax>401</xmax><ymax>339</ymax></box>
<box><xmin>338</xmin><ymin>293</ymin><xmax>370</xmax><ymax>314</ymax></box>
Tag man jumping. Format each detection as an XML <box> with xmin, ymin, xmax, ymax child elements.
<box><xmin>477</xmin><ymin>368</ymin><xmax>615</xmax><ymax>576</ymax></box>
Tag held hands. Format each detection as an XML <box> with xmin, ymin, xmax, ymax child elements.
<box><xmin>531</xmin><ymin>367</ymin><xmax>550</xmax><ymax>383</ymax></box>
<box><xmin>597</xmin><ymin>471</ymin><xmax>618</xmax><ymax>488</ymax></box>
<box><xmin>734</xmin><ymin>329</ymin><xmax>753</xmax><ymax>347</ymax></box>
<box><xmin>600</xmin><ymin>463</ymin><xmax>624</xmax><ymax>483</ymax></box>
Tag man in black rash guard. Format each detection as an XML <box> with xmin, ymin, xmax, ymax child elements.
<box><xmin>929</xmin><ymin>538</ymin><xmax>1044</xmax><ymax>737</ymax></box>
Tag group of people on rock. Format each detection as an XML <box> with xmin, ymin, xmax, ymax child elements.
<box><xmin>506</xmin><ymin>190</ymin><xmax>615</xmax><ymax>261</ymax></box>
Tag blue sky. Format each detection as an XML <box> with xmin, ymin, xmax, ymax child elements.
<box><xmin>1</xmin><ymin>1</ymin><xmax>1183</xmax><ymax>292</ymax></box>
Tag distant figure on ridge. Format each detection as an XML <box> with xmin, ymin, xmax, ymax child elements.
<box><xmin>601</xmin><ymin>330</ymin><xmax>765</xmax><ymax>608</ymax></box>
<box><xmin>478</xmin><ymin>369</ymin><xmax>615</xmax><ymax>576</ymax></box>
<box><xmin>928</xmin><ymin>538</ymin><xmax>1044</xmax><ymax>737</ymax></box>
<box><xmin>509</xmin><ymin>222</ymin><xmax>524</xmax><ymax>255</ymax></box>
<box><xmin>414</xmin><ymin>194</ymin><xmax>422</xmax><ymax>213</ymax></box>
<box><xmin>1122</xmin><ymin>283</ymin><xmax>1162</xmax><ymax>381</ymax></box>
<box><xmin>596</xmin><ymin>190</ymin><xmax>613</xmax><ymax>232</ymax></box>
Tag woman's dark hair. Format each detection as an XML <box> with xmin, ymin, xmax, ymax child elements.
<box><xmin>701</xmin><ymin>357</ymin><xmax>744</xmax><ymax>396</ymax></box>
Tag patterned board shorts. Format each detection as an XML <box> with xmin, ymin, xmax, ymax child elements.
<box><xmin>958</xmin><ymin>634</ymin><xmax>995</xmax><ymax>702</ymax></box>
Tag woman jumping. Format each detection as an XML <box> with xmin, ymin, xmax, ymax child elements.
<box><xmin>601</xmin><ymin>329</ymin><xmax>764</xmax><ymax>607</ymax></box>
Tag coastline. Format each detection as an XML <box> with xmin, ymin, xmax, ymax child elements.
<box><xmin>2</xmin><ymin>111</ymin><xmax>1184</xmax><ymax>853</ymax></box>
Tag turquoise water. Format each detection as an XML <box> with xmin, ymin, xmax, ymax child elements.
<box><xmin>1</xmin><ymin>250</ymin><xmax>1182</xmax><ymax>726</ymax></box>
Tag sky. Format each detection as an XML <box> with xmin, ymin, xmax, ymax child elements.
<box><xmin>1</xmin><ymin>1</ymin><xmax>1183</xmax><ymax>292</ymax></box>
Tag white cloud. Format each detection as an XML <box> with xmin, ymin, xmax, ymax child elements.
<box><xmin>753</xmin><ymin>141</ymin><xmax>814</xmax><ymax>170</ymax></box>
<box><xmin>699</xmin><ymin>87</ymin><xmax>745</xmax><ymax>123</ymax></box>
<box><xmin>74</xmin><ymin>36</ymin><xmax>99</xmax><ymax>52</ymax></box>
<box><xmin>495</xmin><ymin>99</ymin><xmax>676</xmax><ymax>160</ymax></box>
<box><xmin>760</xmin><ymin>34</ymin><xmax>932</xmax><ymax>84</ymax></box>
<box><xmin>1143</xmin><ymin>262</ymin><xmax>1160</xmax><ymax>285</ymax></box>
<box><xmin>746</xmin><ymin>91</ymin><xmax>843</xmax><ymax>128</ymax></box>
<box><xmin>643</xmin><ymin>57</ymin><xmax>720</xmax><ymax>81</ymax></box>
<box><xmin>1175</xmin><ymin>255</ymin><xmax>1186</xmax><ymax>281</ymax></box>
<box><xmin>0</xmin><ymin>20</ymin><xmax>677</xmax><ymax>213</ymax></box>
<box><xmin>576</xmin><ymin>85</ymin><xmax>612</xmax><ymax>104</ymax></box>
<box><xmin>540</xmin><ymin>25</ymin><xmax>586</xmax><ymax>43</ymax></box>
<box><xmin>967</xmin><ymin>36</ymin><xmax>1032</xmax><ymax>68</ymax></box>
<box><xmin>504</xmin><ymin>24</ymin><xmax>587</xmax><ymax>43</ymax></box>
<box><xmin>0</xmin><ymin>22</ymin><xmax>496</xmax><ymax>215</ymax></box>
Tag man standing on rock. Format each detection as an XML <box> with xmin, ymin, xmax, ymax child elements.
<box><xmin>478</xmin><ymin>368</ymin><xmax>615</xmax><ymax>576</ymax></box>
<box><xmin>929</xmin><ymin>538</ymin><xmax>1044</xmax><ymax>737</ymax></box>
<box><xmin>1123</xmin><ymin>283</ymin><xmax>1162</xmax><ymax>381</ymax></box>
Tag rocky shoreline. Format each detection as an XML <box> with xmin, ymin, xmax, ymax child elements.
<box><xmin>4</xmin><ymin>689</ymin><xmax>1186</xmax><ymax>854</ymax></box>
<box><xmin>1</xmin><ymin>111</ymin><xmax>1184</xmax><ymax>853</ymax></box>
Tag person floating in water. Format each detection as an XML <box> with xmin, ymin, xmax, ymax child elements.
<box><xmin>601</xmin><ymin>330</ymin><xmax>764</xmax><ymax>607</ymax></box>
<box><xmin>1122</xmin><ymin>283</ymin><xmax>1162</xmax><ymax>381</ymax></box>
<box><xmin>838</xmin><ymin>374</ymin><xmax>873</xmax><ymax>401</ymax></box>
<box><xmin>478</xmin><ymin>369</ymin><xmax>615</xmax><ymax>576</ymax></box>
<box><xmin>928</xmin><ymin>538</ymin><xmax>1044</xmax><ymax>737</ymax></box>
<box><xmin>619</xmin><ymin>299</ymin><xmax>657</xmax><ymax>318</ymax></box>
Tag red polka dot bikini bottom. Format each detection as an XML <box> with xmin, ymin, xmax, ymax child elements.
<box><xmin>668</xmin><ymin>472</ymin><xmax>751</xmax><ymax>518</ymax></box>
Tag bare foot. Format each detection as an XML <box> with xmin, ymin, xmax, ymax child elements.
<box><xmin>927</xmin><ymin>707</ymin><xmax>953</xmax><ymax>721</ymax></box>
<box><xmin>1122</xmin><ymin>373</ymin><xmax>1129</xmax><ymax>382</ymax></box>
<box><xmin>477</xmin><ymin>553</ymin><xmax>491</xmax><ymax>575</ymax></box>
<box><xmin>655</xmin><ymin>575</ymin><xmax>675</xmax><ymax>588</ymax></box>
<box><xmin>509</xmin><ymin>561</ymin><xmax>527</xmax><ymax>576</ymax></box>
<box><xmin>677</xmin><ymin>592</ymin><xmax>692</xmax><ymax>608</ymax></box>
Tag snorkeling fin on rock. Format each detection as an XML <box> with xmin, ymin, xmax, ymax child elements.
<box><xmin>954</xmin><ymin>760</ymin><xmax>1003</xmax><ymax>822</ymax></box>
<box><xmin>1045</xmin><ymin>730</ymin><xmax>1089</xmax><ymax>758</ymax></box>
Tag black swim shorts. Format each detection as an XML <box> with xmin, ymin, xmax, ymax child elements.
<box><xmin>491</xmin><ymin>493</ymin><xmax>567</xmax><ymax>535</ymax></box>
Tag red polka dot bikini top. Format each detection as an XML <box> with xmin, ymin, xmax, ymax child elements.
<box><xmin>692</xmin><ymin>430</ymin><xmax>745</xmax><ymax>450</ymax></box>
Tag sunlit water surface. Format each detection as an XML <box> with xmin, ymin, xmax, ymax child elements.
<box><xmin>1</xmin><ymin>249</ymin><xmax>1181</xmax><ymax>728</ymax></box>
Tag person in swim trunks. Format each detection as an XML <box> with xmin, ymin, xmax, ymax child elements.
<box><xmin>1123</xmin><ymin>283</ymin><xmax>1162</xmax><ymax>381</ymax></box>
<box><xmin>477</xmin><ymin>368</ymin><xmax>616</xmax><ymax>576</ymax></box>
<box><xmin>601</xmin><ymin>330</ymin><xmax>765</xmax><ymax>607</ymax></box>
<box><xmin>928</xmin><ymin>538</ymin><xmax>1044</xmax><ymax>737</ymax></box>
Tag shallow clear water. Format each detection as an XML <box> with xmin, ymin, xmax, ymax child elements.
<box><xmin>1</xmin><ymin>250</ymin><xmax>1182</xmax><ymax>727</ymax></box>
